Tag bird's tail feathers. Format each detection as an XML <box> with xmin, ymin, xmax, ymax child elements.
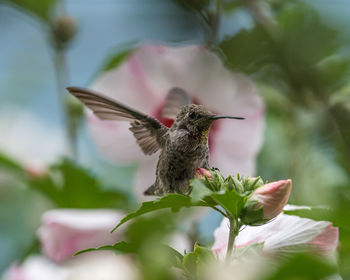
<box><xmin>144</xmin><ymin>185</ymin><xmax>156</xmax><ymax>195</ymax></box>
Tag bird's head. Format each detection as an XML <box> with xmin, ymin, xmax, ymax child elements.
<box><xmin>172</xmin><ymin>104</ymin><xmax>244</xmax><ymax>140</ymax></box>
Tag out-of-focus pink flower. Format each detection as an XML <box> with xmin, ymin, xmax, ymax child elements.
<box><xmin>3</xmin><ymin>257</ymin><xmax>68</xmax><ymax>280</ymax></box>
<box><xmin>3</xmin><ymin>253</ymin><xmax>136</xmax><ymax>280</ymax></box>
<box><xmin>86</xmin><ymin>45</ymin><xmax>264</xmax><ymax>200</ymax></box>
<box><xmin>251</xmin><ymin>179</ymin><xmax>292</xmax><ymax>220</ymax></box>
<box><xmin>195</xmin><ymin>167</ymin><xmax>212</xmax><ymax>179</ymax></box>
<box><xmin>212</xmin><ymin>205</ymin><xmax>339</xmax><ymax>259</ymax></box>
<box><xmin>38</xmin><ymin>209</ymin><xmax>125</xmax><ymax>263</ymax></box>
<box><xmin>0</xmin><ymin>109</ymin><xmax>65</xmax><ymax>174</ymax></box>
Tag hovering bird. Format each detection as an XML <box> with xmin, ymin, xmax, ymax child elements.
<box><xmin>67</xmin><ymin>87</ymin><xmax>244</xmax><ymax>196</ymax></box>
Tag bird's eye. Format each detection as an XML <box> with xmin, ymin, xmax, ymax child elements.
<box><xmin>189</xmin><ymin>111</ymin><xmax>196</xmax><ymax>119</ymax></box>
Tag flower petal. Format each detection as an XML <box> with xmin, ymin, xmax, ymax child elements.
<box><xmin>252</xmin><ymin>179</ymin><xmax>292</xmax><ymax>219</ymax></box>
<box><xmin>213</xmin><ymin>205</ymin><xmax>338</xmax><ymax>258</ymax></box>
<box><xmin>3</xmin><ymin>257</ymin><xmax>68</xmax><ymax>280</ymax></box>
<box><xmin>3</xmin><ymin>253</ymin><xmax>136</xmax><ymax>280</ymax></box>
<box><xmin>38</xmin><ymin>209</ymin><xmax>125</xmax><ymax>263</ymax></box>
<box><xmin>0</xmin><ymin>109</ymin><xmax>65</xmax><ymax>172</ymax></box>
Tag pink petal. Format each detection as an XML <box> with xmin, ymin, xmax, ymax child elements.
<box><xmin>38</xmin><ymin>209</ymin><xmax>125</xmax><ymax>263</ymax></box>
<box><xmin>209</xmin><ymin>110</ymin><xmax>264</xmax><ymax>177</ymax></box>
<box><xmin>3</xmin><ymin>254</ymin><xmax>136</xmax><ymax>280</ymax></box>
<box><xmin>212</xmin><ymin>205</ymin><xmax>339</xmax><ymax>259</ymax></box>
<box><xmin>253</xmin><ymin>179</ymin><xmax>292</xmax><ymax>219</ymax></box>
<box><xmin>3</xmin><ymin>257</ymin><xmax>68</xmax><ymax>280</ymax></box>
<box><xmin>0</xmin><ymin>110</ymin><xmax>64</xmax><ymax>170</ymax></box>
<box><xmin>195</xmin><ymin>167</ymin><xmax>212</xmax><ymax>179</ymax></box>
<box><xmin>308</xmin><ymin>224</ymin><xmax>338</xmax><ymax>254</ymax></box>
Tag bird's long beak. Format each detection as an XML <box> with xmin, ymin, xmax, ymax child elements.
<box><xmin>210</xmin><ymin>115</ymin><xmax>245</xmax><ymax>120</ymax></box>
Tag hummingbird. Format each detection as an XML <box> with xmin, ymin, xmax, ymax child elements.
<box><xmin>67</xmin><ymin>86</ymin><xmax>244</xmax><ymax>196</ymax></box>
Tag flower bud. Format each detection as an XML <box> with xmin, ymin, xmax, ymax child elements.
<box><xmin>245</xmin><ymin>176</ymin><xmax>264</xmax><ymax>191</ymax></box>
<box><xmin>51</xmin><ymin>15</ymin><xmax>77</xmax><ymax>49</ymax></box>
<box><xmin>241</xmin><ymin>179</ymin><xmax>292</xmax><ymax>225</ymax></box>
<box><xmin>195</xmin><ymin>167</ymin><xmax>212</xmax><ymax>179</ymax></box>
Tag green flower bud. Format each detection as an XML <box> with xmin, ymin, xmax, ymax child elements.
<box><xmin>51</xmin><ymin>15</ymin><xmax>77</xmax><ymax>50</ymax></box>
<box><xmin>240</xmin><ymin>179</ymin><xmax>292</xmax><ymax>225</ymax></box>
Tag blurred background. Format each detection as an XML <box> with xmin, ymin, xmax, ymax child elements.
<box><xmin>1</xmin><ymin>0</ymin><xmax>350</xmax><ymax>279</ymax></box>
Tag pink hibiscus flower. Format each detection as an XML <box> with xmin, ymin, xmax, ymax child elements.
<box><xmin>37</xmin><ymin>209</ymin><xmax>191</xmax><ymax>263</ymax></box>
<box><xmin>86</xmin><ymin>44</ymin><xmax>264</xmax><ymax>200</ymax></box>
<box><xmin>37</xmin><ymin>209</ymin><xmax>125</xmax><ymax>263</ymax></box>
<box><xmin>212</xmin><ymin>205</ymin><xmax>339</xmax><ymax>259</ymax></box>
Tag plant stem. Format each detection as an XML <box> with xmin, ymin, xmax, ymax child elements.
<box><xmin>209</xmin><ymin>0</ymin><xmax>221</xmax><ymax>45</ymax></box>
<box><xmin>225</xmin><ymin>217</ymin><xmax>238</xmax><ymax>264</ymax></box>
<box><xmin>53</xmin><ymin>47</ymin><xmax>76</xmax><ymax>158</ymax></box>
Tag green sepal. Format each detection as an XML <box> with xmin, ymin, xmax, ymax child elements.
<box><xmin>211</xmin><ymin>189</ymin><xmax>245</xmax><ymax>218</ymax></box>
<box><xmin>240</xmin><ymin>199</ymin><xmax>266</xmax><ymax>226</ymax></box>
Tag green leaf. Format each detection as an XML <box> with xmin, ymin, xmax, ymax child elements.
<box><xmin>88</xmin><ymin>41</ymin><xmax>137</xmax><ymax>82</ymax></box>
<box><xmin>183</xmin><ymin>244</ymin><xmax>215</xmax><ymax>276</ymax></box>
<box><xmin>211</xmin><ymin>190</ymin><xmax>245</xmax><ymax>217</ymax></box>
<box><xmin>276</xmin><ymin>3</ymin><xmax>339</xmax><ymax>69</ymax></box>
<box><xmin>190</xmin><ymin>179</ymin><xmax>213</xmax><ymax>202</ymax></box>
<box><xmin>88</xmin><ymin>42</ymin><xmax>136</xmax><ymax>83</ymax></box>
<box><xmin>283</xmin><ymin>207</ymin><xmax>333</xmax><ymax>223</ymax></box>
<box><xmin>111</xmin><ymin>194</ymin><xmax>210</xmax><ymax>232</ymax></box>
<box><xmin>219</xmin><ymin>25</ymin><xmax>275</xmax><ymax>74</ymax></box>
<box><xmin>0</xmin><ymin>152</ymin><xmax>25</xmax><ymax>174</ymax></box>
<box><xmin>317</xmin><ymin>56</ymin><xmax>350</xmax><ymax>92</ymax></box>
<box><xmin>29</xmin><ymin>158</ymin><xmax>131</xmax><ymax>209</ymax></box>
<box><xmin>155</xmin><ymin>245</ymin><xmax>185</xmax><ymax>269</ymax></box>
<box><xmin>265</xmin><ymin>253</ymin><xmax>336</xmax><ymax>280</ymax></box>
<box><xmin>183</xmin><ymin>251</ymin><xmax>197</xmax><ymax>275</ymax></box>
<box><xmin>74</xmin><ymin>241</ymin><xmax>137</xmax><ymax>256</ymax></box>
<box><xmin>222</xmin><ymin>0</ymin><xmax>243</xmax><ymax>12</ymax></box>
<box><xmin>100</xmin><ymin>48</ymin><xmax>134</xmax><ymax>74</ymax></box>
<box><xmin>3</xmin><ymin>0</ymin><xmax>57</xmax><ymax>22</ymax></box>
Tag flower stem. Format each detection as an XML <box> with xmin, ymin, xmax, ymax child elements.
<box><xmin>225</xmin><ymin>217</ymin><xmax>238</xmax><ymax>264</ymax></box>
<box><xmin>53</xmin><ymin>47</ymin><xmax>76</xmax><ymax>158</ymax></box>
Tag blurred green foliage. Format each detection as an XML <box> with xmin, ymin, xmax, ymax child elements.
<box><xmin>0</xmin><ymin>154</ymin><xmax>132</xmax><ymax>210</ymax></box>
<box><xmin>265</xmin><ymin>254</ymin><xmax>337</xmax><ymax>280</ymax></box>
<box><xmin>29</xmin><ymin>159</ymin><xmax>132</xmax><ymax>209</ymax></box>
<box><xmin>1</xmin><ymin>0</ymin><xmax>57</xmax><ymax>22</ymax></box>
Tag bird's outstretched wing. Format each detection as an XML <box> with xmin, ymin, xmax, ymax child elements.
<box><xmin>162</xmin><ymin>87</ymin><xmax>191</xmax><ymax>119</ymax></box>
<box><xmin>67</xmin><ymin>87</ymin><xmax>168</xmax><ymax>155</ymax></box>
